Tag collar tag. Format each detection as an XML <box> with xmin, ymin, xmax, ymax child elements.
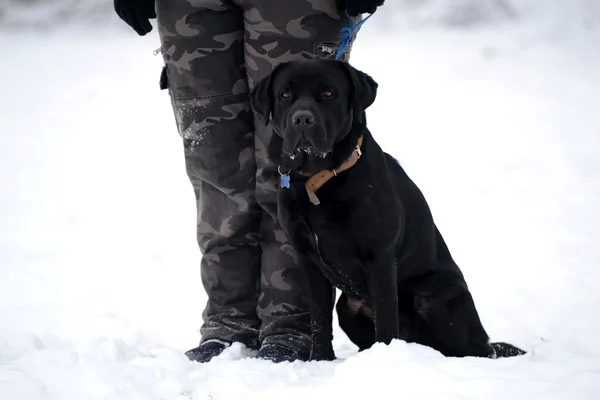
<box><xmin>278</xmin><ymin>166</ymin><xmax>291</xmax><ymax>189</ymax></box>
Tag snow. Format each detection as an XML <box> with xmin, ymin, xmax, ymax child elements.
<box><xmin>1</xmin><ymin>1</ymin><xmax>600</xmax><ymax>399</ymax></box>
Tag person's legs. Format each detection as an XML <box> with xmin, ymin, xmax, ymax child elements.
<box><xmin>155</xmin><ymin>0</ymin><xmax>262</xmax><ymax>353</ymax></box>
<box><xmin>242</xmin><ymin>0</ymin><xmax>362</xmax><ymax>360</ymax></box>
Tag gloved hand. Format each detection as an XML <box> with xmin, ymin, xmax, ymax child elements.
<box><xmin>114</xmin><ymin>0</ymin><xmax>157</xmax><ymax>36</ymax></box>
<box><xmin>337</xmin><ymin>0</ymin><xmax>385</xmax><ymax>17</ymax></box>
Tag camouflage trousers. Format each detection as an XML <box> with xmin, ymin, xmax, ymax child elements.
<box><xmin>155</xmin><ymin>0</ymin><xmax>360</xmax><ymax>353</ymax></box>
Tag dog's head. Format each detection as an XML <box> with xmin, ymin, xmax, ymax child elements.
<box><xmin>250</xmin><ymin>59</ymin><xmax>378</xmax><ymax>176</ymax></box>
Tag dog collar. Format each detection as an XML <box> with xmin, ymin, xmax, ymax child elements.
<box><xmin>304</xmin><ymin>135</ymin><xmax>364</xmax><ymax>206</ymax></box>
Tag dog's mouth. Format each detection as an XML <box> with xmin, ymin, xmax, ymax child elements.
<box><xmin>279</xmin><ymin>149</ymin><xmax>332</xmax><ymax>178</ymax></box>
<box><xmin>276</xmin><ymin>131</ymin><xmax>335</xmax><ymax>176</ymax></box>
<box><xmin>285</xmin><ymin>139</ymin><xmax>330</xmax><ymax>160</ymax></box>
<box><xmin>291</xmin><ymin>146</ymin><xmax>330</xmax><ymax>159</ymax></box>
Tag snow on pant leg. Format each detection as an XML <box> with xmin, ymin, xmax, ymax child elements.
<box><xmin>156</xmin><ymin>0</ymin><xmax>262</xmax><ymax>349</ymax></box>
<box><xmin>242</xmin><ymin>0</ymin><xmax>362</xmax><ymax>352</ymax></box>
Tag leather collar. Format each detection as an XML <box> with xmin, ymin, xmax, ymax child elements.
<box><xmin>304</xmin><ymin>135</ymin><xmax>364</xmax><ymax>205</ymax></box>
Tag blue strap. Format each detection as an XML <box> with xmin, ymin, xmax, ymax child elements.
<box><xmin>335</xmin><ymin>10</ymin><xmax>376</xmax><ymax>60</ymax></box>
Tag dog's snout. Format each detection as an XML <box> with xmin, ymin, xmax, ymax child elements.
<box><xmin>291</xmin><ymin>110</ymin><xmax>315</xmax><ymax>126</ymax></box>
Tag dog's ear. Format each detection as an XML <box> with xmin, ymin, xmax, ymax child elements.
<box><xmin>250</xmin><ymin>63</ymin><xmax>285</xmax><ymax>125</ymax></box>
<box><xmin>339</xmin><ymin>62</ymin><xmax>378</xmax><ymax>119</ymax></box>
<box><xmin>249</xmin><ymin>73</ymin><xmax>273</xmax><ymax>125</ymax></box>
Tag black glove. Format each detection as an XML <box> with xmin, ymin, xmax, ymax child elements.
<box><xmin>114</xmin><ymin>0</ymin><xmax>157</xmax><ymax>36</ymax></box>
<box><xmin>337</xmin><ymin>0</ymin><xmax>385</xmax><ymax>17</ymax></box>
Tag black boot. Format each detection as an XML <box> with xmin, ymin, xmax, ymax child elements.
<box><xmin>185</xmin><ymin>339</ymin><xmax>231</xmax><ymax>363</ymax></box>
<box><xmin>257</xmin><ymin>343</ymin><xmax>310</xmax><ymax>363</ymax></box>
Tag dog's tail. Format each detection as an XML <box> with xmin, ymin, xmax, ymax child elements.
<box><xmin>490</xmin><ymin>342</ymin><xmax>527</xmax><ymax>358</ymax></box>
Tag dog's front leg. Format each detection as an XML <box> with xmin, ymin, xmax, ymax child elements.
<box><xmin>276</xmin><ymin>187</ymin><xmax>336</xmax><ymax>360</ymax></box>
<box><xmin>365</xmin><ymin>250</ymin><xmax>400</xmax><ymax>345</ymax></box>
<box><xmin>302</xmin><ymin>260</ymin><xmax>336</xmax><ymax>361</ymax></box>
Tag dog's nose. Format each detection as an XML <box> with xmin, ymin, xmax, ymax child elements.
<box><xmin>291</xmin><ymin>110</ymin><xmax>315</xmax><ymax>126</ymax></box>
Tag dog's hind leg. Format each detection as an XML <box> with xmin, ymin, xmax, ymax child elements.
<box><xmin>336</xmin><ymin>293</ymin><xmax>375</xmax><ymax>351</ymax></box>
<box><xmin>415</xmin><ymin>289</ymin><xmax>493</xmax><ymax>357</ymax></box>
<box><xmin>408</xmin><ymin>270</ymin><xmax>497</xmax><ymax>358</ymax></box>
<box><xmin>412</xmin><ymin>280</ymin><xmax>525</xmax><ymax>358</ymax></box>
<box><xmin>410</xmin><ymin>271</ymin><xmax>526</xmax><ymax>358</ymax></box>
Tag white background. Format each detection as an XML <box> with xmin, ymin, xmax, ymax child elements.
<box><xmin>1</xmin><ymin>1</ymin><xmax>599</xmax><ymax>399</ymax></box>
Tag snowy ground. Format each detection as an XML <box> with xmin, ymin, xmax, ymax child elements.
<box><xmin>1</xmin><ymin>2</ymin><xmax>600</xmax><ymax>399</ymax></box>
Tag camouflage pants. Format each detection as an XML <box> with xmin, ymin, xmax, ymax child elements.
<box><xmin>155</xmin><ymin>0</ymin><xmax>360</xmax><ymax>353</ymax></box>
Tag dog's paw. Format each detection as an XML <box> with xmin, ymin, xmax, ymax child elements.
<box><xmin>310</xmin><ymin>352</ymin><xmax>336</xmax><ymax>362</ymax></box>
<box><xmin>309</xmin><ymin>347</ymin><xmax>336</xmax><ymax>362</ymax></box>
<box><xmin>490</xmin><ymin>342</ymin><xmax>526</xmax><ymax>358</ymax></box>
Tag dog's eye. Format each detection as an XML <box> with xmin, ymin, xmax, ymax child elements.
<box><xmin>322</xmin><ymin>89</ymin><xmax>334</xmax><ymax>98</ymax></box>
<box><xmin>280</xmin><ymin>90</ymin><xmax>291</xmax><ymax>99</ymax></box>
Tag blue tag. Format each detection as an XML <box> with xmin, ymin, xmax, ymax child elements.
<box><xmin>280</xmin><ymin>174</ymin><xmax>290</xmax><ymax>188</ymax></box>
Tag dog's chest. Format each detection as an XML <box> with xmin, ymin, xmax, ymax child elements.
<box><xmin>306</xmin><ymin>203</ymin><xmax>369</xmax><ymax>298</ymax></box>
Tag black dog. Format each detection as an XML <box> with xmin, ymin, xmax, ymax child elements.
<box><xmin>250</xmin><ymin>59</ymin><xmax>525</xmax><ymax>361</ymax></box>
